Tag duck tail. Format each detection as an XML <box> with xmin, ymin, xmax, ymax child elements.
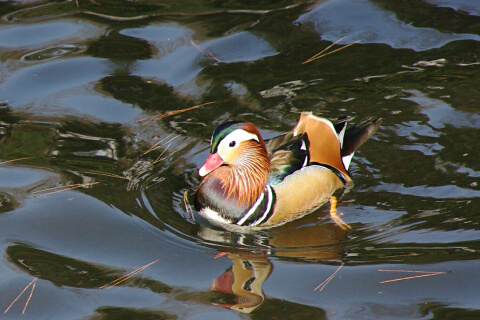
<box><xmin>340</xmin><ymin>117</ymin><xmax>382</xmax><ymax>170</ymax></box>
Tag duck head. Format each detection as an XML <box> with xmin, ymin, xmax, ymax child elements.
<box><xmin>196</xmin><ymin>121</ymin><xmax>271</xmax><ymax>220</ymax></box>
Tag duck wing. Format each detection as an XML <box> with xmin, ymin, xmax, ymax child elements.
<box><xmin>265</xmin><ymin>132</ymin><xmax>309</xmax><ymax>185</ymax></box>
<box><xmin>265</xmin><ymin>113</ymin><xmax>382</xmax><ymax>186</ymax></box>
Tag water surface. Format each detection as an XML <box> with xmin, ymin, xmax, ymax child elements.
<box><xmin>1</xmin><ymin>0</ymin><xmax>480</xmax><ymax>319</ymax></box>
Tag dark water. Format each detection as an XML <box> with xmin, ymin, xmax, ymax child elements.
<box><xmin>1</xmin><ymin>0</ymin><xmax>480</xmax><ymax>319</ymax></box>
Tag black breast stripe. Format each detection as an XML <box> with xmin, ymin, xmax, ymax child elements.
<box><xmin>236</xmin><ymin>186</ymin><xmax>276</xmax><ymax>226</ymax></box>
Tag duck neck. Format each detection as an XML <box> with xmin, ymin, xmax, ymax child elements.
<box><xmin>224</xmin><ymin>144</ymin><xmax>270</xmax><ymax>207</ymax></box>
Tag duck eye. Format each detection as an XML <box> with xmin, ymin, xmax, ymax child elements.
<box><xmin>229</xmin><ymin>141</ymin><xmax>236</xmax><ymax>147</ymax></box>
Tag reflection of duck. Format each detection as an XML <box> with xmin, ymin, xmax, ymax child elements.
<box><xmin>210</xmin><ymin>253</ymin><xmax>273</xmax><ymax>313</ymax></box>
<box><xmin>198</xmin><ymin>210</ymin><xmax>347</xmax><ymax>261</ymax></box>
<box><xmin>206</xmin><ymin>213</ymin><xmax>349</xmax><ymax>313</ymax></box>
<box><xmin>195</xmin><ymin>112</ymin><xmax>381</xmax><ymax>228</ymax></box>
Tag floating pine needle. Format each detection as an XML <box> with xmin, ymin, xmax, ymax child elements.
<box><xmin>190</xmin><ymin>40</ymin><xmax>221</xmax><ymax>63</ymax></box>
<box><xmin>378</xmin><ymin>269</ymin><xmax>447</xmax><ymax>284</ymax></box>
<box><xmin>31</xmin><ymin>182</ymin><xmax>100</xmax><ymax>197</ymax></box>
<box><xmin>143</xmin><ymin>133</ymin><xmax>175</xmax><ymax>155</ymax></box>
<box><xmin>0</xmin><ymin>157</ymin><xmax>33</xmax><ymax>165</ymax></box>
<box><xmin>100</xmin><ymin>259</ymin><xmax>160</xmax><ymax>289</ymax></box>
<box><xmin>150</xmin><ymin>136</ymin><xmax>182</xmax><ymax>163</ymax></box>
<box><xmin>303</xmin><ymin>37</ymin><xmax>361</xmax><ymax>64</ymax></box>
<box><xmin>145</xmin><ymin>134</ymin><xmax>180</xmax><ymax>156</ymax></box>
<box><xmin>74</xmin><ymin>0</ymin><xmax>101</xmax><ymax>7</ymax></box>
<box><xmin>314</xmin><ymin>263</ymin><xmax>344</xmax><ymax>292</ymax></box>
<box><xmin>183</xmin><ymin>190</ymin><xmax>194</xmax><ymax>220</ymax></box>
<box><xmin>155</xmin><ymin>142</ymin><xmax>187</xmax><ymax>163</ymax></box>
<box><xmin>22</xmin><ymin>279</ymin><xmax>36</xmax><ymax>315</ymax></box>
<box><xmin>305</xmin><ymin>36</ymin><xmax>346</xmax><ymax>63</ymax></box>
<box><xmin>4</xmin><ymin>278</ymin><xmax>37</xmax><ymax>314</ymax></box>
<box><xmin>153</xmin><ymin>141</ymin><xmax>172</xmax><ymax>164</ymax></box>
<box><xmin>137</xmin><ymin>101</ymin><xmax>221</xmax><ymax>125</ymax></box>
<box><xmin>82</xmin><ymin>170</ymin><xmax>130</xmax><ymax>180</ymax></box>
<box><xmin>162</xmin><ymin>134</ymin><xmax>181</xmax><ymax>147</ymax></box>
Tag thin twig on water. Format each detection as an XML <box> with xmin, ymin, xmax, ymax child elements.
<box><xmin>183</xmin><ymin>190</ymin><xmax>194</xmax><ymax>220</ymax></box>
<box><xmin>74</xmin><ymin>0</ymin><xmax>101</xmax><ymax>7</ymax></box>
<box><xmin>0</xmin><ymin>157</ymin><xmax>33</xmax><ymax>165</ymax></box>
<box><xmin>143</xmin><ymin>133</ymin><xmax>175</xmax><ymax>155</ymax></box>
<box><xmin>314</xmin><ymin>263</ymin><xmax>344</xmax><ymax>292</ymax></box>
<box><xmin>153</xmin><ymin>142</ymin><xmax>173</xmax><ymax>164</ymax></box>
<box><xmin>190</xmin><ymin>40</ymin><xmax>221</xmax><ymax>63</ymax></box>
<box><xmin>378</xmin><ymin>269</ymin><xmax>447</xmax><ymax>284</ymax></box>
<box><xmin>303</xmin><ymin>37</ymin><xmax>360</xmax><ymax>64</ymax></box>
<box><xmin>31</xmin><ymin>182</ymin><xmax>100</xmax><ymax>197</ymax></box>
<box><xmin>4</xmin><ymin>278</ymin><xmax>37</xmax><ymax>314</ymax></box>
<box><xmin>22</xmin><ymin>279</ymin><xmax>36</xmax><ymax>314</ymax></box>
<box><xmin>82</xmin><ymin>170</ymin><xmax>130</xmax><ymax>180</ymax></box>
<box><xmin>137</xmin><ymin>101</ymin><xmax>221</xmax><ymax>125</ymax></box>
<box><xmin>156</xmin><ymin>143</ymin><xmax>187</xmax><ymax>163</ymax></box>
<box><xmin>307</xmin><ymin>36</ymin><xmax>345</xmax><ymax>62</ymax></box>
<box><xmin>147</xmin><ymin>133</ymin><xmax>180</xmax><ymax>155</ymax></box>
<box><xmin>100</xmin><ymin>259</ymin><xmax>160</xmax><ymax>289</ymax></box>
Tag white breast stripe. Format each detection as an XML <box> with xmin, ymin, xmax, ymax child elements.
<box><xmin>251</xmin><ymin>185</ymin><xmax>274</xmax><ymax>226</ymax></box>
<box><xmin>201</xmin><ymin>207</ymin><xmax>232</xmax><ymax>225</ymax></box>
<box><xmin>236</xmin><ymin>191</ymin><xmax>265</xmax><ymax>226</ymax></box>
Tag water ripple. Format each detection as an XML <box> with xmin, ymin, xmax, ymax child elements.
<box><xmin>368</xmin><ymin>183</ymin><xmax>480</xmax><ymax>199</ymax></box>
<box><xmin>0</xmin><ymin>20</ymin><xmax>103</xmax><ymax>48</ymax></box>
<box><xmin>20</xmin><ymin>44</ymin><xmax>85</xmax><ymax>61</ymax></box>
<box><xmin>297</xmin><ymin>0</ymin><xmax>480</xmax><ymax>51</ymax></box>
<box><xmin>426</xmin><ymin>0</ymin><xmax>480</xmax><ymax>16</ymax></box>
<box><xmin>403</xmin><ymin>89</ymin><xmax>480</xmax><ymax>129</ymax></box>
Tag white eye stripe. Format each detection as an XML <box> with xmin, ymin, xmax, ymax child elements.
<box><xmin>217</xmin><ymin>129</ymin><xmax>260</xmax><ymax>159</ymax></box>
<box><xmin>222</xmin><ymin>129</ymin><xmax>259</xmax><ymax>148</ymax></box>
<box><xmin>217</xmin><ymin>129</ymin><xmax>260</xmax><ymax>161</ymax></box>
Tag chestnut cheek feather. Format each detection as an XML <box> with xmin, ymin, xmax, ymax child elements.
<box><xmin>199</xmin><ymin>153</ymin><xmax>224</xmax><ymax>177</ymax></box>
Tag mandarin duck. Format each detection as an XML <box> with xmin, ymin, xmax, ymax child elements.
<box><xmin>194</xmin><ymin>112</ymin><xmax>381</xmax><ymax>229</ymax></box>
